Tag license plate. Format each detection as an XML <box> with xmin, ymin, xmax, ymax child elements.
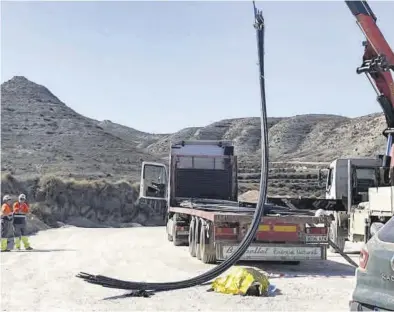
<box><xmin>221</xmin><ymin>245</ymin><xmax>322</xmax><ymax>260</ymax></box>
<box><xmin>305</xmin><ymin>235</ymin><xmax>328</xmax><ymax>243</ymax></box>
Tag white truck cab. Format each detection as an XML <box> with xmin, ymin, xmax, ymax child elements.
<box><xmin>324</xmin><ymin>157</ymin><xmax>394</xmax><ymax>249</ymax></box>
<box><xmin>325</xmin><ymin>158</ymin><xmax>380</xmax><ymax>201</ymax></box>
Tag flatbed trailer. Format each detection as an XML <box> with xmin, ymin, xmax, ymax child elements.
<box><xmin>138</xmin><ymin>140</ymin><xmax>340</xmax><ymax>264</ymax></box>
<box><xmin>167</xmin><ymin>203</ymin><xmax>330</xmax><ymax>263</ymax></box>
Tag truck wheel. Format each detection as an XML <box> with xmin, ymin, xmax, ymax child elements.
<box><xmin>200</xmin><ymin>222</ymin><xmax>216</xmax><ymax>264</ymax></box>
<box><xmin>195</xmin><ymin>219</ymin><xmax>202</xmax><ymax>260</ymax></box>
<box><xmin>172</xmin><ymin>214</ymin><xmax>182</xmax><ymax>246</ymax></box>
<box><xmin>329</xmin><ymin>220</ymin><xmax>345</xmax><ymax>253</ymax></box>
<box><xmin>189</xmin><ymin>218</ymin><xmax>196</xmax><ymax>257</ymax></box>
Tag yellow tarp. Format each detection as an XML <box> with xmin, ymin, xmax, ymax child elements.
<box><xmin>210</xmin><ymin>267</ymin><xmax>270</xmax><ymax>296</ymax></box>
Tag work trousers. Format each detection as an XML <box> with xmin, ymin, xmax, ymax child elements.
<box><xmin>13</xmin><ymin>216</ymin><xmax>30</xmax><ymax>249</ymax></box>
<box><xmin>1</xmin><ymin>217</ymin><xmax>14</xmax><ymax>251</ymax></box>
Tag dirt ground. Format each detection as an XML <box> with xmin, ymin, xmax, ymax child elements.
<box><xmin>0</xmin><ymin>226</ymin><xmax>361</xmax><ymax>312</ymax></box>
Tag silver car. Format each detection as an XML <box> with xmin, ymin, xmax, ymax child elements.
<box><xmin>350</xmin><ymin>218</ymin><xmax>394</xmax><ymax>311</ymax></box>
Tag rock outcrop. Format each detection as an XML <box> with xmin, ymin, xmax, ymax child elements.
<box><xmin>1</xmin><ymin>173</ymin><xmax>166</xmax><ymax>234</ymax></box>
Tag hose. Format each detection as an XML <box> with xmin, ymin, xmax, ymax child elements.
<box><xmin>76</xmin><ymin>2</ymin><xmax>269</xmax><ymax>292</ymax></box>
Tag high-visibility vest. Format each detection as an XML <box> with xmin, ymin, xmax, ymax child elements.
<box><xmin>1</xmin><ymin>203</ymin><xmax>13</xmax><ymax>217</ymax></box>
<box><xmin>13</xmin><ymin>202</ymin><xmax>29</xmax><ymax>219</ymax></box>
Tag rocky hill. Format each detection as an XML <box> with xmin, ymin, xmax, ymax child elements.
<box><xmin>2</xmin><ymin>76</ymin><xmax>387</xmax><ymax>181</ymax></box>
<box><xmin>1</xmin><ymin>76</ymin><xmax>161</xmax><ymax>181</ymax></box>
<box><xmin>0</xmin><ymin>76</ymin><xmax>388</xmax><ymax>231</ymax></box>
<box><xmin>147</xmin><ymin>113</ymin><xmax>385</xmax><ymax>163</ymax></box>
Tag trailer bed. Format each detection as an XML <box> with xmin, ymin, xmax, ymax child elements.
<box><xmin>169</xmin><ymin>205</ymin><xmax>328</xmax><ymax>224</ymax></box>
<box><xmin>169</xmin><ymin>198</ymin><xmax>330</xmax><ymax>224</ymax></box>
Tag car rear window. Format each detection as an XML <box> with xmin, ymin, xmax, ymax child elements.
<box><xmin>377</xmin><ymin>217</ymin><xmax>394</xmax><ymax>243</ymax></box>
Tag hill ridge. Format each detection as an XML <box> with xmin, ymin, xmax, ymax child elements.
<box><xmin>1</xmin><ymin>76</ymin><xmax>387</xmax><ymax>181</ymax></box>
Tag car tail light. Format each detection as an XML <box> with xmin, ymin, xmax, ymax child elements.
<box><xmin>305</xmin><ymin>227</ymin><xmax>327</xmax><ymax>235</ymax></box>
<box><xmin>359</xmin><ymin>246</ymin><xmax>369</xmax><ymax>269</ymax></box>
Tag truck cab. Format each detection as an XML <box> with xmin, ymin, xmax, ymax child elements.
<box><xmin>138</xmin><ymin>140</ymin><xmax>237</xmax><ymax>226</ymax></box>
<box><xmin>325</xmin><ymin>158</ymin><xmax>380</xmax><ymax>202</ymax></box>
<box><xmin>324</xmin><ymin>157</ymin><xmax>393</xmax><ymax>249</ymax></box>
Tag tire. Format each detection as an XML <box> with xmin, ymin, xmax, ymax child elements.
<box><xmin>172</xmin><ymin>214</ymin><xmax>182</xmax><ymax>246</ymax></box>
<box><xmin>188</xmin><ymin>218</ymin><xmax>196</xmax><ymax>257</ymax></box>
<box><xmin>200</xmin><ymin>222</ymin><xmax>216</xmax><ymax>264</ymax></box>
<box><xmin>329</xmin><ymin>220</ymin><xmax>345</xmax><ymax>253</ymax></box>
<box><xmin>195</xmin><ymin>219</ymin><xmax>202</xmax><ymax>260</ymax></box>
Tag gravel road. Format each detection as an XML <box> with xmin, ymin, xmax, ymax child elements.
<box><xmin>1</xmin><ymin>226</ymin><xmax>361</xmax><ymax>312</ymax></box>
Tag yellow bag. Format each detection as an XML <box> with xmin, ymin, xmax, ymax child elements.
<box><xmin>210</xmin><ymin>267</ymin><xmax>270</xmax><ymax>296</ymax></box>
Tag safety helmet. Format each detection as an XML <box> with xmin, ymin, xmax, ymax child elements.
<box><xmin>3</xmin><ymin>195</ymin><xmax>11</xmax><ymax>202</ymax></box>
<box><xmin>18</xmin><ymin>194</ymin><xmax>26</xmax><ymax>201</ymax></box>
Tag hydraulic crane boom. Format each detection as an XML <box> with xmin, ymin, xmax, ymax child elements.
<box><xmin>345</xmin><ymin>1</ymin><xmax>394</xmax><ymax>167</ymax></box>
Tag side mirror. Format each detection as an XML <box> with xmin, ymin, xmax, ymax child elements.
<box><xmin>370</xmin><ymin>222</ymin><xmax>384</xmax><ymax>237</ymax></box>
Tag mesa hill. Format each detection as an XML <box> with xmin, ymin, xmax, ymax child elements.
<box><xmin>0</xmin><ymin>76</ymin><xmax>388</xmax><ymax>231</ymax></box>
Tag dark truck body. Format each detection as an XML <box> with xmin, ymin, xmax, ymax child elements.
<box><xmin>140</xmin><ymin>140</ymin><xmax>344</xmax><ymax>264</ymax></box>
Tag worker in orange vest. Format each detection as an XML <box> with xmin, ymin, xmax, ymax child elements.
<box><xmin>1</xmin><ymin>194</ymin><xmax>15</xmax><ymax>252</ymax></box>
<box><xmin>13</xmin><ymin>194</ymin><xmax>33</xmax><ymax>250</ymax></box>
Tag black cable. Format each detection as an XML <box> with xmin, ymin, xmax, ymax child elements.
<box><xmin>76</xmin><ymin>2</ymin><xmax>269</xmax><ymax>292</ymax></box>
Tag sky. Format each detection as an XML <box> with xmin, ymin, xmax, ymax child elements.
<box><xmin>1</xmin><ymin>1</ymin><xmax>394</xmax><ymax>133</ymax></box>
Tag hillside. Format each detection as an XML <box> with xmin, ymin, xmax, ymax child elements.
<box><xmin>97</xmin><ymin>119</ymin><xmax>167</xmax><ymax>150</ymax></box>
<box><xmin>1</xmin><ymin>76</ymin><xmax>387</xmax><ymax>180</ymax></box>
<box><xmin>143</xmin><ymin>114</ymin><xmax>386</xmax><ymax>171</ymax></box>
<box><xmin>1</xmin><ymin>76</ymin><xmax>159</xmax><ymax>181</ymax></box>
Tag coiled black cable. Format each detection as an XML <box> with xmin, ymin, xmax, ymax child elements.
<box><xmin>76</xmin><ymin>2</ymin><xmax>269</xmax><ymax>292</ymax></box>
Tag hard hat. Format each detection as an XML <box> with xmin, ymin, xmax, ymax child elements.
<box><xmin>3</xmin><ymin>195</ymin><xmax>11</xmax><ymax>201</ymax></box>
<box><xmin>19</xmin><ymin>194</ymin><xmax>26</xmax><ymax>201</ymax></box>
